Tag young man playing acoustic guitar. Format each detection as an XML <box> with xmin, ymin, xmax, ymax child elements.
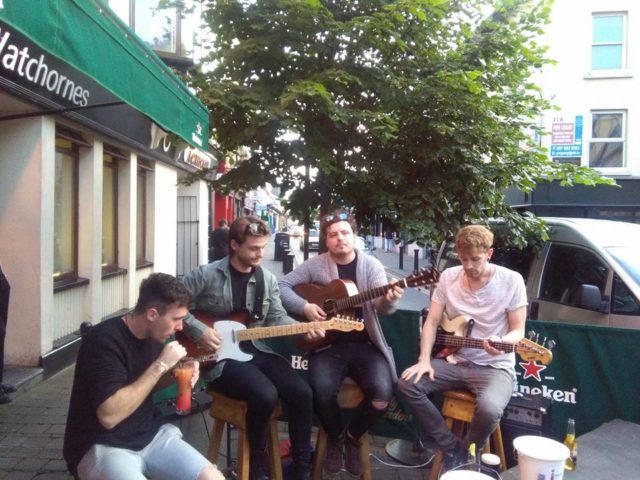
<box><xmin>279</xmin><ymin>210</ymin><xmax>404</xmax><ymax>478</ymax></box>
<box><xmin>397</xmin><ymin>225</ymin><xmax>527</xmax><ymax>475</ymax></box>
<box><xmin>180</xmin><ymin>216</ymin><xmax>323</xmax><ymax>480</ymax></box>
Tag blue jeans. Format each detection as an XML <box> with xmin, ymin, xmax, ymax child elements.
<box><xmin>76</xmin><ymin>424</ymin><xmax>213</xmax><ymax>480</ymax></box>
<box><xmin>397</xmin><ymin>359</ymin><xmax>514</xmax><ymax>450</ymax></box>
<box><xmin>309</xmin><ymin>342</ymin><xmax>394</xmax><ymax>440</ymax></box>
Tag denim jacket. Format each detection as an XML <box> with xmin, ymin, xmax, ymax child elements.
<box><xmin>181</xmin><ymin>257</ymin><xmax>296</xmax><ymax>381</ymax></box>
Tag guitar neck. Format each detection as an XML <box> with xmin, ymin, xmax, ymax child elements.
<box><xmin>435</xmin><ymin>333</ymin><xmax>516</xmax><ymax>353</ymax></box>
<box><xmin>235</xmin><ymin>322</ymin><xmax>321</xmax><ymax>342</ymax></box>
<box><xmin>334</xmin><ymin>279</ymin><xmax>406</xmax><ymax>311</ymax></box>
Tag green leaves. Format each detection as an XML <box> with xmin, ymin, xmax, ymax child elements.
<box><xmin>188</xmin><ymin>0</ymin><xmax>611</xmax><ymax>246</ymax></box>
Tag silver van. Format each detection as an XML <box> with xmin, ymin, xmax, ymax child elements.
<box><xmin>436</xmin><ymin>218</ymin><xmax>640</xmax><ymax>329</ymax></box>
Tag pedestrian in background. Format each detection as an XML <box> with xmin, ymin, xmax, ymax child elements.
<box><xmin>384</xmin><ymin>230</ymin><xmax>394</xmax><ymax>252</ymax></box>
<box><xmin>0</xmin><ymin>263</ymin><xmax>15</xmax><ymax>404</ymax></box>
<box><xmin>210</xmin><ymin>219</ymin><xmax>230</xmax><ymax>261</ymax></box>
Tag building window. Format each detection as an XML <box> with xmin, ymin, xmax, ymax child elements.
<box><xmin>102</xmin><ymin>153</ymin><xmax>119</xmax><ymax>273</ymax></box>
<box><xmin>136</xmin><ymin>167</ymin><xmax>148</xmax><ymax>265</ymax></box>
<box><xmin>107</xmin><ymin>0</ymin><xmax>201</xmax><ymax>59</ymax></box>
<box><xmin>589</xmin><ymin>111</ymin><xmax>625</xmax><ymax>168</ymax></box>
<box><xmin>592</xmin><ymin>13</ymin><xmax>626</xmax><ymax>71</ymax></box>
<box><xmin>53</xmin><ymin>138</ymin><xmax>79</xmax><ymax>283</ymax></box>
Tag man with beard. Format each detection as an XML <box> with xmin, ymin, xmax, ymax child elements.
<box><xmin>279</xmin><ymin>210</ymin><xmax>404</xmax><ymax>479</ymax></box>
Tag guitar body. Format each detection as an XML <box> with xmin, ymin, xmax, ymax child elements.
<box><xmin>433</xmin><ymin>315</ymin><xmax>473</xmax><ymax>361</ymax></box>
<box><xmin>293</xmin><ymin>280</ymin><xmax>360</xmax><ymax>351</ymax></box>
<box><xmin>291</xmin><ymin>268</ymin><xmax>440</xmax><ymax>352</ymax></box>
<box><xmin>175</xmin><ymin>310</ymin><xmax>251</xmax><ymax>359</ymax></box>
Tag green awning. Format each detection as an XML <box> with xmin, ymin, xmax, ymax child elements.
<box><xmin>0</xmin><ymin>0</ymin><xmax>208</xmax><ymax>147</ymax></box>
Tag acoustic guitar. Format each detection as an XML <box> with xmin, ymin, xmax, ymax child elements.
<box><xmin>176</xmin><ymin>310</ymin><xmax>364</xmax><ymax>364</ymax></box>
<box><xmin>434</xmin><ymin>315</ymin><xmax>553</xmax><ymax>365</ymax></box>
<box><xmin>293</xmin><ymin>267</ymin><xmax>440</xmax><ymax>351</ymax></box>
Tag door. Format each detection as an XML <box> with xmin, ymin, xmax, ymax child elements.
<box><xmin>177</xmin><ymin>196</ymin><xmax>199</xmax><ymax>278</ymax></box>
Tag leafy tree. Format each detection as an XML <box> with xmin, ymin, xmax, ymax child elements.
<box><xmin>187</xmin><ymin>0</ymin><xmax>614</xmax><ymax>246</ymax></box>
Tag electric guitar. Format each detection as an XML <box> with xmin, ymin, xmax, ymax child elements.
<box><xmin>434</xmin><ymin>315</ymin><xmax>553</xmax><ymax>365</ymax></box>
<box><xmin>176</xmin><ymin>311</ymin><xmax>364</xmax><ymax>364</ymax></box>
<box><xmin>293</xmin><ymin>267</ymin><xmax>440</xmax><ymax>351</ymax></box>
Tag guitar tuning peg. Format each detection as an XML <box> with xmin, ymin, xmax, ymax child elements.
<box><xmin>527</xmin><ymin>330</ymin><xmax>536</xmax><ymax>339</ymax></box>
<box><xmin>547</xmin><ymin>339</ymin><xmax>556</xmax><ymax>350</ymax></box>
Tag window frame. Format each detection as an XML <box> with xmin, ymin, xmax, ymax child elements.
<box><xmin>589</xmin><ymin>12</ymin><xmax>628</xmax><ymax>76</ymax></box>
<box><xmin>588</xmin><ymin>110</ymin><xmax>626</xmax><ymax>171</ymax></box>
<box><xmin>53</xmin><ymin>136</ymin><xmax>80</xmax><ymax>287</ymax></box>
<box><xmin>102</xmin><ymin>151</ymin><xmax>120</xmax><ymax>274</ymax></box>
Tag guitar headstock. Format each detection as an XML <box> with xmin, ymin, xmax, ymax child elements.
<box><xmin>325</xmin><ymin>315</ymin><xmax>365</xmax><ymax>332</ymax></box>
<box><xmin>406</xmin><ymin>267</ymin><xmax>440</xmax><ymax>288</ymax></box>
<box><xmin>516</xmin><ymin>338</ymin><xmax>553</xmax><ymax>365</ymax></box>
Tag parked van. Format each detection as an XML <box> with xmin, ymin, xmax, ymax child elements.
<box><xmin>436</xmin><ymin>218</ymin><xmax>640</xmax><ymax>329</ymax></box>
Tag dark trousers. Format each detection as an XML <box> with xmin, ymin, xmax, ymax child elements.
<box><xmin>309</xmin><ymin>342</ymin><xmax>394</xmax><ymax>440</ymax></box>
<box><xmin>0</xmin><ymin>268</ymin><xmax>10</xmax><ymax>384</ymax></box>
<box><xmin>211</xmin><ymin>344</ymin><xmax>313</xmax><ymax>461</ymax></box>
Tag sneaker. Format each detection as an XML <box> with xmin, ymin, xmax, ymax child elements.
<box><xmin>441</xmin><ymin>441</ymin><xmax>467</xmax><ymax>474</ymax></box>
<box><xmin>344</xmin><ymin>433</ymin><xmax>363</xmax><ymax>478</ymax></box>
<box><xmin>324</xmin><ymin>434</ymin><xmax>344</xmax><ymax>476</ymax></box>
<box><xmin>0</xmin><ymin>392</ymin><xmax>11</xmax><ymax>405</ymax></box>
<box><xmin>1</xmin><ymin>384</ymin><xmax>16</xmax><ymax>394</ymax></box>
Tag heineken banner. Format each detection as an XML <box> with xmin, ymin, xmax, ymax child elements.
<box><xmin>265</xmin><ymin>309</ymin><xmax>422</xmax><ymax>441</ymax></box>
<box><xmin>516</xmin><ymin>320</ymin><xmax>640</xmax><ymax>440</ymax></box>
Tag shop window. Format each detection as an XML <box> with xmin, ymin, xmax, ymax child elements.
<box><xmin>591</xmin><ymin>13</ymin><xmax>626</xmax><ymax>71</ymax></box>
<box><xmin>136</xmin><ymin>164</ymin><xmax>151</xmax><ymax>266</ymax></box>
<box><xmin>53</xmin><ymin>137</ymin><xmax>79</xmax><ymax>284</ymax></box>
<box><xmin>589</xmin><ymin>111</ymin><xmax>625</xmax><ymax>168</ymax></box>
<box><xmin>102</xmin><ymin>153</ymin><xmax>119</xmax><ymax>273</ymax></box>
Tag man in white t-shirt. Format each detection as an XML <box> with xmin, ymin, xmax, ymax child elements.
<box><xmin>398</xmin><ymin>225</ymin><xmax>527</xmax><ymax>475</ymax></box>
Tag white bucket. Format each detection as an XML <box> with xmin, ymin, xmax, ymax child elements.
<box><xmin>440</xmin><ymin>471</ymin><xmax>494</xmax><ymax>480</ymax></box>
<box><xmin>513</xmin><ymin>435</ymin><xmax>570</xmax><ymax>480</ymax></box>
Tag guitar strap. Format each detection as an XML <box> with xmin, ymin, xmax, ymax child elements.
<box><xmin>251</xmin><ymin>266</ymin><xmax>265</xmax><ymax>323</ymax></box>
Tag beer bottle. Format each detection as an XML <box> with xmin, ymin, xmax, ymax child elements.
<box><xmin>564</xmin><ymin>418</ymin><xmax>577</xmax><ymax>470</ymax></box>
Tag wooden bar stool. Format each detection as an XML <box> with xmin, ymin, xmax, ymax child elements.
<box><xmin>312</xmin><ymin>378</ymin><xmax>372</xmax><ymax>480</ymax></box>
<box><xmin>206</xmin><ymin>389</ymin><xmax>283</xmax><ymax>480</ymax></box>
<box><xmin>428</xmin><ymin>389</ymin><xmax>506</xmax><ymax>480</ymax></box>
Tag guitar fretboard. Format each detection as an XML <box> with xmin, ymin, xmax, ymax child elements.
<box><xmin>436</xmin><ymin>333</ymin><xmax>516</xmax><ymax>353</ymax></box>
<box><xmin>236</xmin><ymin>321</ymin><xmax>322</xmax><ymax>341</ymax></box>
<box><xmin>333</xmin><ymin>279</ymin><xmax>408</xmax><ymax>310</ymax></box>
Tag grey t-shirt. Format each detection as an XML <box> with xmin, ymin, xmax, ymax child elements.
<box><xmin>432</xmin><ymin>264</ymin><xmax>528</xmax><ymax>374</ymax></box>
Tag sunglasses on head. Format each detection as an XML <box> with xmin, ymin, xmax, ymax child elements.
<box><xmin>323</xmin><ymin>212</ymin><xmax>350</xmax><ymax>223</ymax></box>
<box><xmin>246</xmin><ymin>221</ymin><xmax>268</xmax><ymax>236</ymax></box>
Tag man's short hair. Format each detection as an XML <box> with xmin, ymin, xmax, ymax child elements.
<box><xmin>218</xmin><ymin>219</ymin><xmax>228</xmax><ymax>227</ymax></box>
<box><xmin>320</xmin><ymin>210</ymin><xmax>357</xmax><ymax>240</ymax></box>
<box><xmin>455</xmin><ymin>225</ymin><xmax>494</xmax><ymax>253</ymax></box>
<box><xmin>134</xmin><ymin>273</ymin><xmax>191</xmax><ymax>315</ymax></box>
<box><xmin>229</xmin><ymin>215</ymin><xmax>271</xmax><ymax>247</ymax></box>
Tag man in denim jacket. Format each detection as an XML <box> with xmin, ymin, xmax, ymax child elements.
<box><xmin>181</xmin><ymin>216</ymin><xmax>322</xmax><ymax>480</ymax></box>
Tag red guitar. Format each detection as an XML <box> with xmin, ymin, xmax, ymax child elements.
<box><xmin>175</xmin><ymin>311</ymin><xmax>364</xmax><ymax>364</ymax></box>
<box><xmin>293</xmin><ymin>268</ymin><xmax>440</xmax><ymax>351</ymax></box>
<box><xmin>434</xmin><ymin>315</ymin><xmax>553</xmax><ymax>365</ymax></box>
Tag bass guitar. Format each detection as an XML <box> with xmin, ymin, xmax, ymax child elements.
<box><xmin>434</xmin><ymin>315</ymin><xmax>553</xmax><ymax>365</ymax></box>
<box><xmin>176</xmin><ymin>311</ymin><xmax>364</xmax><ymax>364</ymax></box>
<box><xmin>293</xmin><ymin>267</ymin><xmax>440</xmax><ymax>351</ymax></box>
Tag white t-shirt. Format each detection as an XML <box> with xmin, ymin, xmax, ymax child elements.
<box><xmin>431</xmin><ymin>264</ymin><xmax>528</xmax><ymax>373</ymax></box>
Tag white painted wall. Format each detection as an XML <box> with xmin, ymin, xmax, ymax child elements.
<box><xmin>540</xmin><ymin>0</ymin><xmax>639</xmax><ymax>177</ymax></box>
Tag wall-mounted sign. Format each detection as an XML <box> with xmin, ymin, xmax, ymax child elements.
<box><xmin>550</xmin><ymin>115</ymin><xmax>583</xmax><ymax>158</ymax></box>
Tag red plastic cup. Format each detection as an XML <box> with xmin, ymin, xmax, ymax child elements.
<box><xmin>174</xmin><ymin>361</ymin><xmax>195</xmax><ymax>415</ymax></box>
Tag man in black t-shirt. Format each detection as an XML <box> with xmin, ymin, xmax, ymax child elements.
<box><xmin>63</xmin><ymin>273</ymin><xmax>223</xmax><ymax>480</ymax></box>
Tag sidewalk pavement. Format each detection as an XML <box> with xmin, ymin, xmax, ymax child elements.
<box><xmin>0</xmin><ymin>236</ymin><xmax>434</xmax><ymax>479</ymax></box>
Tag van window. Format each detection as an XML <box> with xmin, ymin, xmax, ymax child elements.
<box><xmin>612</xmin><ymin>274</ymin><xmax>640</xmax><ymax>315</ymax></box>
<box><xmin>540</xmin><ymin>245</ymin><xmax>608</xmax><ymax>304</ymax></box>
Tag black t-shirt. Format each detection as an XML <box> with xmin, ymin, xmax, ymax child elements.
<box><xmin>335</xmin><ymin>253</ymin><xmax>368</xmax><ymax>344</ymax></box>
<box><xmin>229</xmin><ymin>264</ymin><xmax>253</xmax><ymax>312</ymax></box>
<box><xmin>63</xmin><ymin>317</ymin><xmax>163</xmax><ymax>475</ymax></box>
